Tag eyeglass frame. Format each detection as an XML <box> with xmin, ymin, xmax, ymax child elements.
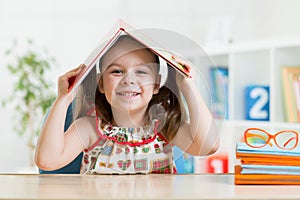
<box><xmin>244</xmin><ymin>127</ymin><xmax>299</xmax><ymax>150</ymax></box>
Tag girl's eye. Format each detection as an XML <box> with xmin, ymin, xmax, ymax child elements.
<box><xmin>135</xmin><ymin>66</ymin><xmax>151</xmax><ymax>75</ymax></box>
<box><xmin>136</xmin><ymin>70</ymin><xmax>147</xmax><ymax>75</ymax></box>
<box><xmin>111</xmin><ymin>69</ymin><xmax>123</xmax><ymax>74</ymax></box>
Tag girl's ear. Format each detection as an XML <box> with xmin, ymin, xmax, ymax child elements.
<box><xmin>96</xmin><ymin>73</ymin><xmax>101</xmax><ymax>82</ymax></box>
<box><xmin>153</xmin><ymin>74</ymin><xmax>161</xmax><ymax>94</ymax></box>
<box><xmin>98</xmin><ymin>75</ymin><xmax>105</xmax><ymax>93</ymax></box>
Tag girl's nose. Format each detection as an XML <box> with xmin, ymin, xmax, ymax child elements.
<box><xmin>122</xmin><ymin>71</ymin><xmax>136</xmax><ymax>85</ymax></box>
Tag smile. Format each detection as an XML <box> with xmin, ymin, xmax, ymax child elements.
<box><xmin>116</xmin><ymin>92</ymin><xmax>140</xmax><ymax>97</ymax></box>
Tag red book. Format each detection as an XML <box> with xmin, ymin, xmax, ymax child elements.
<box><xmin>68</xmin><ymin>19</ymin><xmax>192</xmax><ymax>93</ymax></box>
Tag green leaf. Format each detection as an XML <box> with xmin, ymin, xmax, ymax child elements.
<box><xmin>3</xmin><ymin>38</ymin><xmax>56</xmax><ymax>148</ymax></box>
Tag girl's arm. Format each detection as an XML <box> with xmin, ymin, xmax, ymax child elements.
<box><xmin>35</xmin><ymin>65</ymin><xmax>91</xmax><ymax>171</ymax></box>
<box><xmin>172</xmin><ymin>65</ymin><xmax>220</xmax><ymax>156</ymax></box>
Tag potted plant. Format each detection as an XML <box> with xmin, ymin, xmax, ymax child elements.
<box><xmin>2</xmin><ymin>39</ymin><xmax>56</xmax><ymax>166</ymax></box>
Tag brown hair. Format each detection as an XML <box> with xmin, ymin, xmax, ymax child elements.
<box><xmin>75</xmin><ymin>35</ymin><xmax>182</xmax><ymax>142</ymax></box>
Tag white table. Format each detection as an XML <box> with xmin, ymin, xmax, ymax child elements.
<box><xmin>1</xmin><ymin>174</ymin><xmax>300</xmax><ymax>199</ymax></box>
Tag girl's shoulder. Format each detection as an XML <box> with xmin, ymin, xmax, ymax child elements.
<box><xmin>74</xmin><ymin>115</ymin><xmax>96</xmax><ymax>127</ymax></box>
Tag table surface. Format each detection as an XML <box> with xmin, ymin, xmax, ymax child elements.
<box><xmin>1</xmin><ymin>173</ymin><xmax>300</xmax><ymax>199</ymax></box>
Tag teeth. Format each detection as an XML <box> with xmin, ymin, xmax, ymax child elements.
<box><xmin>117</xmin><ymin>92</ymin><xmax>138</xmax><ymax>96</ymax></box>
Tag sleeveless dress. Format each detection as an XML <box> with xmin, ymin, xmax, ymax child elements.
<box><xmin>80</xmin><ymin>115</ymin><xmax>177</xmax><ymax>174</ymax></box>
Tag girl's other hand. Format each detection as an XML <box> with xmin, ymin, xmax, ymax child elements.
<box><xmin>171</xmin><ymin>54</ymin><xmax>196</xmax><ymax>86</ymax></box>
<box><xmin>174</xmin><ymin>63</ymin><xmax>195</xmax><ymax>87</ymax></box>
<box><xmin>57</xmin><ymin>64</ymin><xmax>85</xmax><ymax>100</ymax></box>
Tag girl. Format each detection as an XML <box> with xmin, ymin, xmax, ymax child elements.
<box><xmin>35</xmin><ymin>35</ymin><xmax>219</xmax><ymax>174</ymax></box>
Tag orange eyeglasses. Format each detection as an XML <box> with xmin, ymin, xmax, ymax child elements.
<box><xmin>244</xmin><ymin>128</ymin><xmax>299</xmax><ymax>150</ymax></box>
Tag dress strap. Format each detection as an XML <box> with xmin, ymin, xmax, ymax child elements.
<box><xmin>83</xmin><ymin>110</ymin><xmax>104</xmax><ymax>152</ymax></box>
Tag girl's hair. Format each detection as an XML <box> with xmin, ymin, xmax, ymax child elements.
<box><xmin>73</xmin><ymin>66</ymin><xmax>97</xmax><ymax>119</ymax></box>
<box><xmin>75</xmin><ymin>35</ymin><xmax>182</xmax><ymax>142</ymax></box>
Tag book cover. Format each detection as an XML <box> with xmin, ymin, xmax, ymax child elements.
<box><xmin>236</xmin><ymin>142</ymin><xmax>300</xmax><ymax>157</ymax></box>
<box><xmin>240</xmin><ymin>164</ymin><xmax>300</xmax><ymax>175</ymax></box>
<box><xmin>238</xmin><ymin>155</ymin><xmax>300</xmax><ymax>166</ymax></box>
<box><xmin>281</xmin><ymin>67</ymin><xmax>300</xmax><ymax>122</ymax></box>
<box><xmin>293</xmin><ymin>74</ymin><xmax>300</xmax><ymax>122</ymax></box>
<box><xmin>68</xmin><ymin>20</ymin><xmax>193</xmax><ymax>93</ymax></box>
<box><xmin>235</xmin><ymin>165</ymin><xmax>300</xmax><ymax>185</ymax></box>
<box><xmin>173</xmin><ymin>146</ymin><xmax>194</xmax><ymax>174</ymax></box>
<box><xmin>209</xmin><ymin>67</ymin><xmax>229</xmax><ymax>119</ymax></box>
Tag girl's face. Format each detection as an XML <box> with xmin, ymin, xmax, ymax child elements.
<box><xmin>99</xmin><ymin>46</ymin><xmax>161</xmax><ymax>114</ymax></box>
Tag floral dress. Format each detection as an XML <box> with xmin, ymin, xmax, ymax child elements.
<box><xmin>80</xmin><ymin>116</ymin><xmax>177</xmax><ymax>174</ymax></box>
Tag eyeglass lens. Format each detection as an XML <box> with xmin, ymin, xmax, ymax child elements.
<box><xmin>245</xmin><ymin>129</ymin><xmax>269</xmax><ymax>148</ymax></box>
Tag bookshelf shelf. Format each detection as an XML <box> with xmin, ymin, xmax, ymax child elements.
<box><xmin>225</xmin><ymin>119</ymin><xmax>300</xmax><ymax>129</ymax></box>
<box><xmin>190</xmin><ymin>39</ymin><xmax>300</xmax><ymax>173</ymax></box>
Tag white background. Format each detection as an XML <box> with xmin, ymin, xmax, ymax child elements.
<box><xmin>1</xmin><ymin>0</ymin><xmax>300</xmax><ymax>173</ymax></box>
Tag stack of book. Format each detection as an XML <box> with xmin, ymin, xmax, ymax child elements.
<box><xmin>235</xmin><ymin>142</ymin><xmax>300</xmax><ymax>185</ymax></box>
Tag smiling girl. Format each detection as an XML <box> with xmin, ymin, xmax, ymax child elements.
<box><xmin>35</xmin><ymin>35</ymin><xmax>219</xmax><ymax>174</ymax></box>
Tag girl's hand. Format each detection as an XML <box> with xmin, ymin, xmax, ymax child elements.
<box><xmin>170</xmin><ymin>54</ymin><xmax>196</xmax><ymax>85</ymax></box>
<box><xmin>57</xmin><ymin>64</ymin><xmax>85</xmax><ymax>101</ymax></box>
<box><xmin>172</xmin><ymin>56</ymin><xmax>195</xmax><ymax>88</ymax></box>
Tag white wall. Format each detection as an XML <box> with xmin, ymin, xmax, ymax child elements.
<box><xmin>1</xmin><ymin>0</ymin><xmax>300</xmax><ymax>173</ymax></box>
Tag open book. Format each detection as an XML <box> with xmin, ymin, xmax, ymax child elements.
<box><xmin>68</xmin><ymin>20</ymin><xmax>192</xmax><ymax>93</ymax></box>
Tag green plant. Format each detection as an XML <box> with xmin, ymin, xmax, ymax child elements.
<box><xmin>2</xmin><ymin>39</ymin><xmax>56</xmax><ymax>150</ymax></box>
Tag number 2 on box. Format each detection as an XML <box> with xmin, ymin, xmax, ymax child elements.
<box><xmin>249</xmin><ymin>87</ymin><xmax>269</xmax><ymax>119</ymax></box>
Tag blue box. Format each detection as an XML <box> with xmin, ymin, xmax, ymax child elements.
<box><xmin>245</xmin><ymin>85</ymin><xmax>270</xmax><ymax>121</ymax></box>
